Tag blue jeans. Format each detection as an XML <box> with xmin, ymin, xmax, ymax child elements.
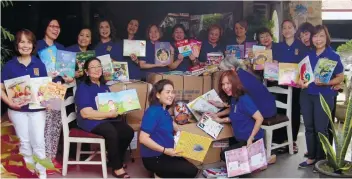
<box><xmin>300</xmin><ymin>90</ymin><xmax>334</xmax><ymax>160</ymax></box>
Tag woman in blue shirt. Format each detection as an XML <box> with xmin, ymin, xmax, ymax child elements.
<box><xmin>94</xmin><ymin>18</ymin><xmax>119</xmax><ymax>57</ymax></box>
<box><xmin>296</xmin><ymin>22</ymin><xmax>315</xmax><ymax>49</ymax></box>
<box><xmin>298</xmin><ymin>25</ymin><xmax>344</xmax><ymax>168</ymax></box>
<box><xmin>226</xmin><ymin>20</ymin><xmax>250</xmax><ymax>45</ymax></box>
<box><xmin>1</xmin><ymin>29</ymin><xmax>48</xmax><ymax>178</ymax></box>
<box><xmin>75</xmin><ymin>57</ymin><xmax>134</xmax><ymax>178</ymax></box>
<box><xmin>139</xmin><ymin>79</ymin><xmax>198</xmax><ymax>178</ymax></box>
<box><xmin>36</xmin><ymin>18</ymin><xmax>65</xmax><ymax>52</ymax></box>
<box><xmin>198</xmin><ymin>24</ymin><xmax>225</xmax><ymax>63</ymax></box>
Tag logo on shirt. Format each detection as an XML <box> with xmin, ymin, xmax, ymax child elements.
<box><xmin>33</xmin><ymin>68</ymin><xmax>39</xmax><ymax>76</ymax></box>
<box><xmin>106</xmin><ymin>45</ymin><xmax>112</xmax><ymax>52</ymax></box>
<box><xmin>295</xmin><ymin>48</ymin><xmax>299</xmax><ymax>55</ymax></box>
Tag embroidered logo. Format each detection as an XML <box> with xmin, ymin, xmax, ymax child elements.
<box><xmin>295</xmin><ymin>48</ymin><xmax>299</xmax><ymax>55</ymax></box>
<box><xmin>107</xmin><ymin>45</ymin><xmax>112</xmax><ymax>52</ymax></box>
<box><xmin>33</xmin><ymin>68</ymin><xmax>39</xmax><ymax>76</ymax></box>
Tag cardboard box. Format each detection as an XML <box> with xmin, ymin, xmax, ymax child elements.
<box><xmin>128</xmin><ymin>124</ymin><xmax>141</xmax><ymax>158</ymax></box>
<box><xmin>211</xmin><ymin>71</ymin><xmax>224</xmax><ymax>94</ymax></box>
<box><xmin>178</xmin><ymin>122</ymin><xmax>233</xmax><ymax>166</ymax></box>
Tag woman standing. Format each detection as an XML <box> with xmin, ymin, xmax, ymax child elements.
<box><xmin>36</xmin><ymin>18</ymin><xmax>65</xmax><ymax>51</ymax></box>
<box><xmin>227</xmin><ymin>20</ymin><xmax>250</xmax><ymax>45</ymax></box>
<box><xmin>198</xmin><ymin>24</ymin><xmax>225</xmax><ymax>63</ymax></box>
<box><xmin>94</xmin><ymin>18</ymin><xmax>120</xmax><ymax>57</ymax></box>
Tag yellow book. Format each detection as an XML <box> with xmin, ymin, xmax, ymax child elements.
<box><xmin>174</xmin><ymin>131</ymin><xmax>212</xmax><ymax>162</ymax></box>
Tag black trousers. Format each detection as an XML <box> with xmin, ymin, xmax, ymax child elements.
<box><xmin>91</xmin><ymin>121</ymin><xmax>134</xmax><ymax>170</ymax></box>
<box><xmin>142</xmin><ymin>154</ymin><xmax>199</xmax><ymax>178</ymax></box>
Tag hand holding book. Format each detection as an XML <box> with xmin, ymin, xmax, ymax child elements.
<box><xmin>164</xmin><ymin>148</ymin><xmax>183</xmax><ymax>157</ymax></box>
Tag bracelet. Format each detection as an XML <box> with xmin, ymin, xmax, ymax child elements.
<box><xmin>162</xmin><ymin>147</ymin><xmax>165</xmax><ymax>154</ymax></box>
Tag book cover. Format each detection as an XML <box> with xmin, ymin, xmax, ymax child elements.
<box><xmin>155</xmin><ymin>42</ymin><xmax>171</xmax><ymax>65</ymax></box>
<box><xmin>38</xmin><ymin>45</ymin><xmax>57</xmax><ymax>76</ymax></box>
<box><xmin>174</xmin><ymin>100</ymin><xmax>191</xmax><ymax>125</ymax></box>
<box><xmin>206</xmin><ymin>52</ymin><xmax>224</xmax><ymax>65</ymax></box>
<box><xmin>176</xmin><ymin>39</ymin><xmax>192</xmax><ymax>57</ymax></box>
<box><xmin>202</xmin><ymin>167</ymin><xmax>227</xmax><ymax>178</ymax></box>
<box><xmin>56</xmin><ymin>50</ymin><xmax>76</xmax><ymax>77</ymax></box>
<box><xmin>43</xmin><ymin>82</ymin><xmax>67</xmax><ymax>101</ymax></box>
<box><xmin>252</xmin><ymin>45</ymin><xmax>266</xmax><ymax>52</ymax></box>
<box><xmin>112</xmin><ymin>61</ymin><xmax>129</xmax><ymax>81</ymax></box>
<box><xmin>174</xmin><ymin>131</ymin><xmax>212</xmax><ymax>162</ymax></box>
<box><xmin>313</xmin><ymin>58</ymin><xmax>337</xmax><ymax>84</ymax></box>
<box><xmin>123</xmin><ymin>40</ymin><xmax>146</xmax><ymax>57</ymax></box>
<box><xmin>278</xmin><ymin>63</ymin><xmax>299</xmax><ymax>86</ymax></box>
<box><xmin>97</xmin><ymin>54</ymin><xmax>114</xmax><ymax>81</ymax></box>
<box><xmin>189</xmin><ymin>39</ymin><xmax>202</xmax><ymax>58</ymax></box>
<box><xmin>244</xmin><ymin>42</ymin><xmax>257</xmax><ymax>58</ymax></box>
<box><xmin>97</xmin><ymin>89</ymin><xmax>141</xmax><ymax>114</ymax></box>
<box><xmin>253</xmin><ymin>49</ymin><xmax>273</xmax><ymax>70</ymax></box>
<box><xmin>4</xmin><ymin>75</ymin><xmax>32</xmax><ymax>106</ymax></box>
<box><xmin>247</xmin><ymin>139</ymin><xmax>267</xmax><ymax>172</ymax></box>
<box><xmin>264</xmin><ymin>62</ymin><xmax>279</xmax><ymax>81</ymax></box>
<box><xmin>226</xmin><ymin>45</ymin><xmax>244</xmax><ymax>59</ymax></box>
<box><xmin>298</xmin><ymin>56</ymin><xmax>315</xmax><ymax>84</ymax></box>
<box><xmin>197</xmin><ymin>113</ymin><xmax>224</xmax><ymax>139</ymax></box>
<box><xmin>29</xmin><ymin>77</ymin><xmax>52</xmax><ymax>109</ymax></box>
<box><xmin>76</xmin><ymin>50</ymin><xmax>95</xmax><ymax>76</ymax></box>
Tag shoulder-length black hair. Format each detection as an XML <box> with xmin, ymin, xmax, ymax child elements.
<box><xmin>95</xmin><ymin>18</ymin><xmax>117</xmax><ymax>43</ymax></box>
<box><xmin>171</xmin><ymin>24</ymin><xmax>188</xmax><ymax>41</ymax></box>
<box><xmin>148</xmin><ymin>79</ymin><xmax>174</xmax><ymax>109</ymax></box>
<box><xmin>82</xmin><ymin>57</ymin><xmax>106</xmax><ymax>86</ymax></box>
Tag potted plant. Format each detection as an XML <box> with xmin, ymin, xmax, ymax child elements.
<box><xmin>315</xmin><ymin>94</ymin><xmax>352</xmax><ymax>178</ymax></box>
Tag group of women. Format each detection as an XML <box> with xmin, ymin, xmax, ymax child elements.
<box><xmin>1</xmin><ymin>15</ymin><xmax>344</xmax><ymax>179</ymax></box>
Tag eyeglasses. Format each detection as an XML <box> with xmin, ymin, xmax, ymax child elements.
<box><xmin>88</xmin><ymin>66</ymin><xmax>102</xmax><ymax>70</ymax></box>
<box><xmin>48</xmin><ymin>25</ymin><xmax>61</xmax><ymax>29</ymax></box>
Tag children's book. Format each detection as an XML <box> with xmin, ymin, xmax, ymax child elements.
<box><xmin>76</xmin><ymin>50</ymin><xmax>95</xmax><ymax>76</ymax></box>
<box><xmin>97</xmin><ymin>54</ymin><xmax>114</xmax><ymax>81</ymax></box>
<box><xmin>253</xmin><ymin>49</ymin><xmax>272</xmax><ymax>70</ymax></box>
<box><xmin>189</xmin><ymin>39</ymin><xmax>202</xmax><ymax>58</ymax></box>
<box><xmin>29</xmin><ymin>77</ymin><xmax>52</xmax><ymax>109</ymax></box>
<box><xmin>174</xmin><ymin>100</ymin><xmax>191</xmax><ymax>125</ymax></box>
<box><xmin>298</xmin><ymin>56</ymin><xmax>315</xmax><ymax>85</ymax></box>
<box><xmin>278</xmin><ymin>63</ymin><xmax>299</xmax><ymax>86</ymax></box>
<box><xmin>226</xmin><ymin>45</ymin><xmax>244</xmax><ymax>59</ymax></box>
<box><xmin>38</xmin><ymin>45</ymin><xmax>58</xmax><ymax>76</ymax></box>
<box><xmin>264</xmin><ymin>62</ymin><xmax>279</xmax><ymax>81</ymax></box>
<box><xmin>252</xmin><ymin>45</ymin><xmax>266</xmax><ymax>52</ymax></box>
<box><xmin>174</xmin><ymin>131</ymin><xmax>213</xmax><ymax>162</ymax></box>
<box><xmin>56</xmin><ymin>50</ymin><xmax>76</xmax><ymax>77</ymax></box>
<box><xmin>202</xmin><ymin>167</ymin><xmax>228</xmax><ymax>178</ymax></box>
<box><xmin>112</xmin><ymin>61</ymin><xmax>129</xmax><ymax>81</ymax></box>
<box><xmin>155</xmin><ymin>42</ymin><xmax>171</xmax><ymax>65</ymax></box>
<box><xmin>97</xmin><ymin>89</ymin><xmax>141</xmax><ymax>114</ymax></box>
<box><xmin>123</xmin><ymin>40</ymin><xmax>146</xmax><ymax>57</ymax></box>
<box><xmin>207</xmin><ymin>52</ymin><xmax>224</xmax><ymax>65</ymax></box>
<box><xmin>40</xmin><ymin>82</ymin><xmax>67</xmax><ymax>110</ymax></box>
<box><xmin>4</xmin><ymin>75</ymin><xmax>32</xmax><ymax>106</ymax></box>
<box><xmin>244</xmin><ymin>42</ymin><xmax>257</xmax><ymax>58</ymax></box>
<box><xmin>225</xmin><ymin>139</ymin><xmax>267</xmax><ymax>177</ymax></box>
<box><xmin>313</xmin><ymin>58</ymin><xmax>338</xmax><ymax>84</ymax></box>
<box><xmin>197</xmin><ymin>113</ymin><xmax>224</xmax><ymax>139</ymax></box>
<box><xmin>176</xmin><ymin>39</ymin><xmax>192</xmax><ymax>57</ymax></box>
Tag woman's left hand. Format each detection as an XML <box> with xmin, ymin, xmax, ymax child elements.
<box><xmin>247</xmin><ymin>136</ymin><xmax>254</xmax><ymax>147</ymax></box>
<box><xmin>314</xmin><ymin>78</ymin><xmax>326</xmax><ymax>86</ymax></box>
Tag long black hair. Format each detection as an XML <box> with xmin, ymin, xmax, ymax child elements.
<box><xmin>148</xmin><ymin>79</ymin><xmax>174</xmax><ymax>109</ymax></box>
<box><xmin>82</xmin><ymin>57</ymin><xmax>106</xmax><ymax>85</ymax></box>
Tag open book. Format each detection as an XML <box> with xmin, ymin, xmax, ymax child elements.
<box><xmin>123</xmin><ymin>40</ymin><xmax>146</xmax><ymax>57</ymax></box>
<box><xmin>197</xmin><ymin>113</ymin><xmax>224</xmax><ymax>139</ymax></box>
<box><xmin>225</xmin><ymin>139</ymin><xmax>267</xmax><ymax>177</ymax></box>
<box><xmin>97</xmin><ymin>89</ymin><xmax>141</xmax><ymax>114</ymax></box>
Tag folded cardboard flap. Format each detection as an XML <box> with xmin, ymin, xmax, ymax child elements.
<box><xmin>212</xmin><ymin>71</ymin><xmax>224</xmax><ymax>94</ymax></box>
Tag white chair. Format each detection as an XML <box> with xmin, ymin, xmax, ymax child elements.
<box><xmin>61</xmin><ymin>95</ymin><xmax>108</xmax><ymax>178</ymax></box>
<box><xmin>261</xmin><ymin>86</ymin><xmax>294</xmax><ymax>158</ymax></box>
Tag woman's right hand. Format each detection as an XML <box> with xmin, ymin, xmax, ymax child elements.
<box><xmin>164</xmin><ymin>148</ymin><xmax>182</xmax><ymax>157</ymax></box>
<box><xmin>177</xmin><ymin>54</ymin><xmax>184</xmax><ymax>61</ymax></box>
<box><xmin>8</xmin><ymin>102</ymin><xmax>22</xmax><ymax>110</ymax></box>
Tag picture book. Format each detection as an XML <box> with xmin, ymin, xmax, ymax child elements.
<box><xmin>278</xmin><ymin>63</ymin><xmax>299</xmax><ymax>86</ymax></box>
<box><xmin>38</xmin><ymin>45</ymin><xmax>57</xmax><ymax>76</ymax></box>
<box><xmin>197</xmin><ymin>113</ymin><xmax>224</xmax><ymax>139</ymax></box>
<box><xmin>29</xmin><ymin>77</ymin><xmax>52</xmax><ymax>109</ymax></box>
<box><xmin>252</xmin><ymin>45</ymin><xmax>266</xmax><ymax>52</ymax></box>
<box><xmin>253</xmin><ymin>49</ymin><xmax>273</xmax><ymax>70</ymax></box>
<box><xmin>226</xmin><ymin>45</ymin><xmax>244</xmax><ymax>59</ymax></box>
<box><xmin>244</xmin><ymin>42</ymin><xmax>257</xmax><ymax>58</ymax></box>
<box><xmin>112</xmin><ymin>61</ymin><xmax>129</xmax><ymax>81</ymax></box>
<box><xmin>123</xmin><ymin>40</ymin><xmax>146</xmax><ymax>57</ymax></box>
<box><xmin>43</xmin><ymin>82</ymin><xmax>67</xmax><ymax>101</ymax></box>
<box><xmin>206</xmin><ymin>52</ymin><xmax>224</xmax><ymax>65</ymax></box>
<box><xmin>174</xmin><ymin>100</ymin><xmax>191</xmax><ymax>125</ymax></box>
<box><xmin>176</xmin><ymin>39</ymin><xmax>192</xmax><ymax>57</ymax></box>
<box><xmin>225</xmin><ymin>139</ymin><xmax>267</xmax><ymax>177</ymax></box>
<box><xmin>4</xmin><ymin>75</ymin><xmax>32</xmax><ymax>106</ymax></box>
<box><xmin>56</xmin><ymin>50</ymin><xmax>76</xmax><ymax>77</ymax></box>
<box><xmin>174</xmin><ymin>131</ymin><xmax>212</xmax><ymax>162</ymax></box>
<box><xmin>264</xmin><ymin>62</ymin><xmax>279</xmax><ymax>81</ymax></box>
<box><xmin>189</xmin><ymin>39</ymin><xmax>202</xmax><ymax>58</ymax></box>
<box><xmin>97</xmin><ymin>89</ymin><xmax>141</xmax><ymax>114</ymax></box>
<box><xmin>313</xmin><ymin>58</ymin><xmax>338</xmax><ymax>84</ymax></box>
<box><xmin>187</xmin><ymin>89</ymin><xmax>223</xmax><ymax>121</ymax></box>
<box><xmin>155</xmin><ymin>42</ymin><xmax>171</xmax><ymax>65</ymax></box>
<box><xmin>97</xmin><ymin>54</ymin><xmax>114</xmax><ymax>81</ymax></box>
<box><xmin>298</xmin><ymin>56</ymin><xmax>315</xmax><ymax>84</ymax></box>
<box><xmin>76</xmin><ymin>50</ymin><xmax>95</xmax><ymax>76</ymax></box>
<box><xmin>202</xmin><ymin>167</ymin><xmax>227</xmax><ymax>178</ymax></box>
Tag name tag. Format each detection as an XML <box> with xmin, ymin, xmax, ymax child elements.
<box><xmin>295</xmin><ymin>48</ymin><xmax>299</xmax><ymax>55</ymax></box>
<box><xmin>106</xmin><ymin>45</ymin><xmax>112</xmax><ymax>52</ymax></box>
<box><xmin>33</xmin><ymin>68</ymin><xmax>39</xmax><ymax>76</ymax></box>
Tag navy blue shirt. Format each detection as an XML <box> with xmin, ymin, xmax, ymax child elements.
<box><xmin>226</xmin><ymin>36</ymin><xmax>250</xmax><ymax>46</ymax></box>
<box><xmin>276</xmin><ymin>39</ymin><xmax>309</xmax><ymax>63</ymax></box>
<box><xmin>229</xmin><ymin>94</ymin><xmax>264</xmax><ymax>141</ymax></box>
<box><xmin>75</xmin><ymin>82</ymin><xmax>116</xmax><ymax>132</ymax></box>
<box><xmin>1</xmin><ymin>56</ymin><xmax>48</xmax><ymax>112</ymax></box>
<box><xmin>66</xmin><ymin>44</ymin><xmax>82</xmax><ymax>53</ymax></box>
<box><xmin>198</xmin><ymin>41</ymin><xmax>224</xmax><ymax>63</ymax></box>
<box><xmin>140</xmin><ymin>104</ymin><xmax>174</xmax><ymax>157</ymax></box>
<box><xmin>118</xmin><ymin>40</ymin><xmax>144</xmax><ymax>80</ymax></box>
<box><xmin>306</xmin><ymin>46</ymin><xmax>344</xmax><ymax>96</ymax></box>
<box><xmin>36</xmin><ymin>39</ymin><xmax>65</xmax><ymax>52</ymax></box>
<box><xmin>171</xmin><ymin>41</ymin><xmax>192</xmax><ymax>72</ymax></box>
<box><xmin>94</xmin><ymin>40</ymin><xmax>117</xmax><ymax>57</ymax></box>
<box><xmin>238</xmin><ymin>69</ymin><xmax>277</xmax><ymax>118</ymax></box>
<box><xmin>140</xmin><ymin>41</ymin><xmax>169</xmax><ymax>74</ymax></box>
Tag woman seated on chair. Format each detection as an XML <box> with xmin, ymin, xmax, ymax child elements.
<box><xmin>139</xmin><ymin>79</ymin><xmax>199</xmax><ymax>178</ymax></box>
<box><xmin>75</xmin><ymin>57</ymin><xmax>134</xmax><ymax>178</ymax></box>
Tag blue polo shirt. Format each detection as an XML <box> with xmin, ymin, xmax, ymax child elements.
<box><xmin>1</xmin><ymin>56</ymin><xmax>48</xmax><ymax>112</ymax></box>
<box><xmin>171</xmin><ymin>41</ymin><xmax>192</xmax><ymax>72</ymax></box>
<box><xmin>118</xmin><ymin>40</ymin><xmax>144</xmax><ymax>80</ymax></box>
<box><xmin>36</xmin><ymin>39</ymin><xmax>65</xmax><ymax>52</ymax></box>
<box><xmin>276</xmin><ymin>39</ymin><xmax>309</xmax><ymax>63</ymax></box>
<box><xmin>94</xmin><ymin>40</ymin><xmax>117</xmax><ymax>57</ymax></box>
<box><xmin>75</xmin><ymin>82</ymin><xmax>116</xmax><ymax>132</ymax></box>
<box><xmin>198</xmin><ymin>41</ymin><xmax>224</xmax><ymax>63</ymax></box>
<box><xmin>306</xmin><ymin>46</ymin><xmax>344</xmax><ymax>96</ymax></box>
<box><xmin>140</xmin><ymin>104</ymin><xmax>174</xmax><ymax>158</ymax></box>
<box><xmin>226</xmin><ymin>36</ymin><xmax>250</xmax><ymax>46</ymax></box>
<box><xmin>140</xmin><ymin>41</ymin><xmax>169</xmax><ymax>74</ymax></box>
<box><xmin>229</xmin><ymin>94</ymin><xmax>264</xmax><ymax>141</ymax></box>
<box><xmin>238</xmin><ymin>69</ymin><xmax>277</xmax><ymax>118</ymax></box>
<box><xmin>66</xmin><ymin>44</ymin><xmax>82</xmax><ymax>52</ymax></box>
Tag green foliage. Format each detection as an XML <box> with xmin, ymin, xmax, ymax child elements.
<box><xmin>1</xmin><ymin>0</ymin><xmax>14</xmax><ymax>68</ymax></box>
<box><xmin>1</xmin><ymin>0</ymin><xmax>13</xmax><ymax>8</ymax></box>
<box><xmin>245</xmin><ymin>14</ymin><xmax>275</xmax><ymax>42</ymax></box>
<box><xmin>337</xmin><ymin>40</ymin><xmax>352</xmax><ymax>53</ymax></box>
<box><xmin>202</xmin><ymin>14</ymin><xmax>223</xmax><ymax>30</ymax></box>
<box><xmin>319</xmin><ymin>93</ymin><xmax>352</xmax><ymax>173</ymax></box>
